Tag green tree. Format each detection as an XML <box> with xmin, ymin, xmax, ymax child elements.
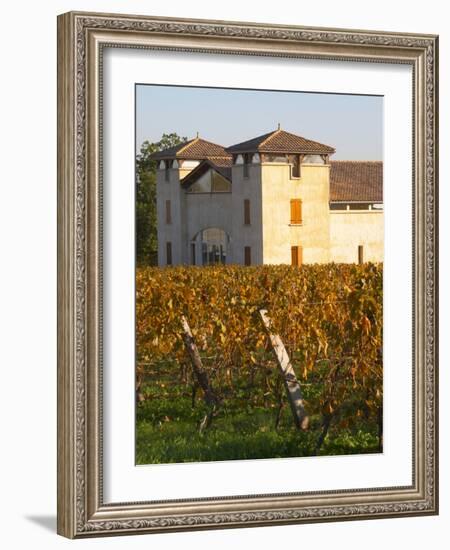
<box><xmin>136</xmin><ymin>133</ymin><xmax>187</xmax><ymax>265</ymax></box>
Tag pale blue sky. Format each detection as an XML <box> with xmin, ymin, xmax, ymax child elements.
<box><xmin>136</xmin><ymin>84</ymin><xmax>383</xmax><ymax>160</ymax></box>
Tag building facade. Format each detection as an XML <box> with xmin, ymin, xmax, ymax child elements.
<box><xmin>151</xmin><ymin>128</ymin><xmax>383</xmax><ymax>267</ymax></box>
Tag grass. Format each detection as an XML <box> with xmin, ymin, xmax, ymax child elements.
<box><xmin>136</xmin><ymin>377</ymin><xmax>380</xmax><ymax>465</ymax></box>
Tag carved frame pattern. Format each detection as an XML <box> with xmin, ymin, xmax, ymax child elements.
<box><xmin>57</xmin><ymin>11</ymin><xmax>438</xmax><ymax>538</ymax></box>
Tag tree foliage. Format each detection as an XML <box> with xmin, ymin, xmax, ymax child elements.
<box><xmin>136</xmin><ymin>133</ymin><xmax>187</xmax><ymax>265</ymax></box>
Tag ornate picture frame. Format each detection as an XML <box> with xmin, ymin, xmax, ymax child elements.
<box><xmin>57</xmin><ymin>11</ymin><xmax>438</xmax><ymax>538</ymax></box>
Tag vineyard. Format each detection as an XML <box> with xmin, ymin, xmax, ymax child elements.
<box><xmin>136</xmin><ymin>263</ymin><xmax>383</xmax><ymax>464</ymax></box>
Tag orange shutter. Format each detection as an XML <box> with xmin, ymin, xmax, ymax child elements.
<box><xmin>290</xmin><ymin>199</ymin><xmax>302</xmax><ymax>224</ymax></box>
<box><xmin>291</xmin><ymin>246</ymin><xmax>298</xmax><ymax>266</ymax></box>
<box><xmin>291</xmin><ymin>246</ymin><xmax>303</xmax><ymax>266</ymax></box>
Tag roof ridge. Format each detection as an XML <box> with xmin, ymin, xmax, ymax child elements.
<box><xmin>176</xmin><ymin>136</ymin><xmax>199</xmax><ymax>155</ymax></box>
<box><xmin>194</xmin><ymin>137</ymin><xmax>223</xmax><ymax>146</ymax></box>
<box><xmin>258</xmin><ymin>127</ymin><xmax>282</xmax><ymax>148</ymax></box>
<box><xmin>226</xmin><ymin>130</ymin><xmax>275</xmax><ymax>150</ymax></box>
<box><xmin>225</xmin><ymin>128</ymin><xmax>335</xmax><ymax>154</ymax></box>
<box><xmin>179</xmin><ymin>136</ymin><xmax>231</xmax><ymax>157</ymax></box>
<box><xmin>280</xmin><ymin>129</ymin><xmax>335</xmax><ymax>151</ymax></box>
<box><xmin>259</xmin><ymin>128</ymin><xmax>335</xmax><ymax>153</ymax></box>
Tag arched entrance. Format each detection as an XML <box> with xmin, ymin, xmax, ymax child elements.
<box><xmin>191</xmin><ymin>228</ymin><xmax>230</xmax><ymax>266</ymax></box>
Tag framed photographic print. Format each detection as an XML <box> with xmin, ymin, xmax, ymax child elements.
<box><xmin>57</xmin><ymin>11</ymin><xmax>439</xmax><ymax>538</ymax></box>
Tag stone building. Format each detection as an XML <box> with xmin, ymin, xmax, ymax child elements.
<box><xmin>150</xmin><ymin>127</ymin><xmax>383</xmax><ymax>267</ymax></box>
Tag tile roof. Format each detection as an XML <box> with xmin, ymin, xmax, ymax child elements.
<box><xmin>227</xmin><ymin>128</ymin><xmax>335</xmax><ymax>155</ymax></box>
<box><xmin>150</xmin><ymin>137</ymin><xmax>231</xmax><ymax>160</ymax></box>
<box><xmin>207</xmin><ymin>157</ymin><xmax>233</xmax><ymax>168</ymax></box>
<box><xmin>330</xmin><ymin>161</ymin><xmax>383</xmax><ymax>202</ymax></box>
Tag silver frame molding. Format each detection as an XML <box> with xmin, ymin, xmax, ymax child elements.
<box><xmin>57</xmin><ymin>11</ymin><xmax>439</xmax><ymax>538</ymax></box>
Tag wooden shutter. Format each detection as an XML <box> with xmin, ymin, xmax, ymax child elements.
<box><xmin>291</xmin><ymin>246</ymin><xmax>303</xmax><ymax>266</ymax></box>
<box><xmin>166</xmin><ymin>242</ymin><xmax>172</xmax><ymax>265</ymax></box>
<box><xmin>191</xmin><ymin>243</ymin><xmax>196</xmax><ymax>265</ymax></box>
<box><xmin>244</xmin><ymin>246</ymin><xmax>251</xmax><ymax>266</ymax></box>
<box><xmin>290</xmin><ymin>199</ymin><xmax>302</xmax><ymax>224</ymax></box>
<box><xmin>358</xmin><ymin>245</ymin><xmax>364</xmax><ymax>265</ymax></box>
<box><xmin>244</xmin><ymin>199</ymin><xmax>250</xmax><ymax>225</ymax></box>
<box><xmin>165</xmin><ymin>199</ymin><xmax>171</xmax><ymax>224</ymax></box>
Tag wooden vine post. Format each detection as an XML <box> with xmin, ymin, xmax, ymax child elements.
<box><xmin>181</xmin><ymin>315</ymin><xmax>219</xmax><ymax>432</ymax></box>
<box><xmin>259</xmin><ymin>309</ymin><xmax>309</xmax><ymax>431</ymax></box>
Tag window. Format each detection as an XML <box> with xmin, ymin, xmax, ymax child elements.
<box><xmin>290</xmin><ymin>199</ymin><xmax>302</xmax><ymax>224</ymax></box>
<box><xmin>243</xmin><ymin>153</ymin><xmax>251</xmax><ymax>178</ymax></box>
<box><xmin>197</xmin><ymin>228</ymin><xmax>228</xmax><ymax>265</ymax></box>
<box><xmin>165</xmin><ymin>200</ymin><xmax>171</xmax><ymax>224</ymax></box>
<box><xmin>166</xmin><ymin>242</ymin><xmax>172</xmax><ymax>266</ymax></box>
<box><xmin>291</xmin><ymin>154</ymin><xmax>301</xmax><ymax>178</ymax></box>
<box><xmin>244</xmin><ymin>199</ymin><xmax>251</xmax><ymax>225</ymax></box>
<box><xmin>211</xmin><ymin>172</ymin><xmax>231</xmax><ymax>192</ymax></box>
<box><xmin>244</xmin><ymin>246</ymin><xmax>251</xmax><ymax>266</ymax></box>
<box><xmin>186</xmin><ymin>170</ymin><xmax>231</xmax><ymax>193</ymax></box>
<box><xmin>291</xmin><ymin>246</ymin><xmax>303</xmax><ymax>266</ymax></box>
<box><xmin>358</xmin><ymin>245</ymin><xmax>364</xmax><ymax>265</ymax></box>
<box><xmin>191</xmin><ymin>243</ymin><xmax>196</xmax><ymax>265</ymax></box>
<box><xmin>164</xmin><ymin>160</ymin><xmax>172</xmax><ymax>181</ymax></box>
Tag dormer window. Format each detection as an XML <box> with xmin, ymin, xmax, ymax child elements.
<box><xmin>186</xmin><ymin>169</ymin><xmax>231</xmax><ymax>193</ymax></box>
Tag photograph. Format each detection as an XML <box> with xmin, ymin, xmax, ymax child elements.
<box><xmin>135</xmin><ymin>84</ymin><xmax>384</xmax><ymax>465</ymax></box>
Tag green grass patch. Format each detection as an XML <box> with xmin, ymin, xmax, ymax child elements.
<box><xmin>136</xmin><ymin>386</ymin><xmax>380</xmax><ymax>465</ymax></box>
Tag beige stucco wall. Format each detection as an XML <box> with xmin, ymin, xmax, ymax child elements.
<box><xmin>330</xmin><ymin>210</ymin><xmax>384</xmax><ymax>263</ymax></box>
<box><xmin>230</xmin><ymin>163</ymin><xmax>263</xmax><ymax>265</ymax></box>
<box><xmin>156</xmin><ymin>167</ymin><xmax>185</xmax><ymax>265</ymax></box>
<box><xmin>261</xmin><ymin>163</ymin><xmax>331</xmax><ymax>264</ymax></box>
<box><xmin>185</xmin><ymin>193</ymin><xmax>233</xmax><ymax>240</ymax></box>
